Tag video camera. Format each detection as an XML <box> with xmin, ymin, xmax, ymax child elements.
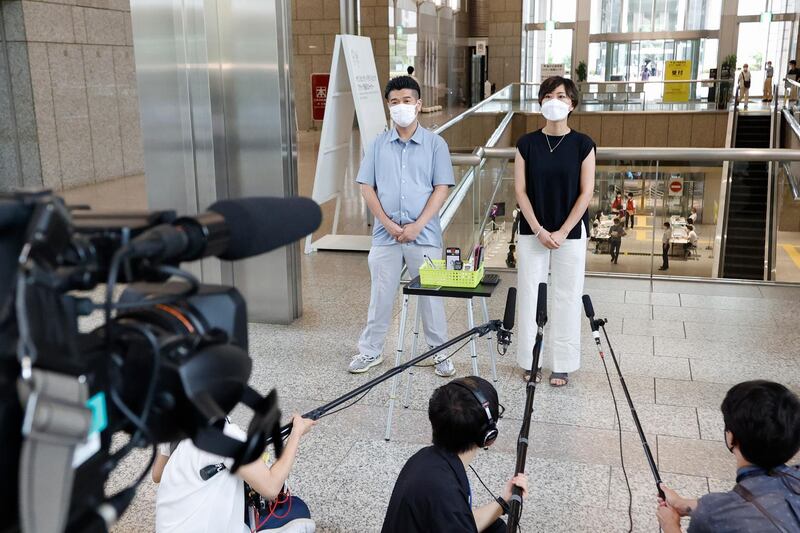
<box><xmin>0</xmin><ymin>190</ymin><xmax>321</xmax><ymax>533</ymax></box>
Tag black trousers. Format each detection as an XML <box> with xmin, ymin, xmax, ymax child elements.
<box><xmin>626</xmin><ymin>212</ymin><xmax>634</xmax><ymax>228</ymax></box>
<box><xmin>609</xmin><ymin>239</ymin><xmax>621</xmax><ymax>262</ymax></box>
<box><xmin>662</xmin><ymin>242</ymin><xmax>670</xmax><ymax>269</ymax></box>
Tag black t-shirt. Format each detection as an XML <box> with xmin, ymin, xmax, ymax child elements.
<box><xmin>516</xmin><ymin>129</ymin><xmax>596</xmax><ymax>239</ymax></box>
<box><xmin>382</xmin><ymin>446</ymin><xmax>477</xmax><ymax>533</ymax></box>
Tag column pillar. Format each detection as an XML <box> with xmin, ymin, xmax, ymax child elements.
<box><xmin>131</xmin><ymin>0</ymin><xmax>303</xmax><ymax>324</ymax></box>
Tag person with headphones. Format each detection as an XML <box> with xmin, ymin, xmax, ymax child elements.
<box><xmin>382</xmin><ymin>376</ymin><xmax>528</xmax><ymax>533</ymax></box>
<box><xmin>656</xmin><ymin>380</ymin><xmax>800</xmax><ymax>533</ymax></box>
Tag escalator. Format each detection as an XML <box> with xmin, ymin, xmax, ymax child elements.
<box><xmin>722</xmin><ymin>114</ymin><xmax>771</xmax><ymax>280</ymax></box>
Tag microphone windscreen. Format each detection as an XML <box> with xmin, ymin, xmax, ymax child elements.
<box><xmin>503</xmin><ymin>287</ymin><xmax>517</xmax><ymax>330</ymax></box>
<box><xmin>209</xmin><ymin>197</ymin><xmax>322</xmax><ymax>261</ymax></box>
<box><xmin>536</xmin><ymin>283</ymin><xmax>547</xmax><ymax>325</ymax></box>
<box><xmin>582</xmin><ymin>294</ymin><xmax>595</xmax><ymax>318</ymax></box>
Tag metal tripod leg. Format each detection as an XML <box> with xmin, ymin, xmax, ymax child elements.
<box><xmin>467</xmin><ymin>299</ymin><xmax>479</xmax><ymax>376</ymax></box>
<box><xmin>403</xmin><ymin>302</ymin><xmax>421</xmax><ymax>408</ymax></box>
<box><xmin>384</xmin><ymin>293</ymin><xmax>409</xmax><ymax>441</ymax></box>
<box><xmin>481</xmin><ymin>297</ymin><xmax>498</xmax><ymax>382</ymax></box>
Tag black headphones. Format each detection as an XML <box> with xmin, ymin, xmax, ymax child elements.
<box><xmin>450</xmin><ymin>378</ymin><xmax>499</xmax><ymax>448</ymax></box>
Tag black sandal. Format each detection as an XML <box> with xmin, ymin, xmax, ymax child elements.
<box><xmin>549</xmin><ymin>372</ymin><xmax>569</xmax><ymax>387</ymax></box>
<box><xmin>523</xmin><ymin>369</ymin><xmax>543</xmax><ymax>383</ymax></box>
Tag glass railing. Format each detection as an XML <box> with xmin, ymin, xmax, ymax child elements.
<box><xmin>459</xmin><ymin>147</ymin><xmax>800</xmax><ymax>284</ymax></box>
<box><xmin>479</xmin><ymin>80</ymin><xmax>767</xmax><ymax>113</ymax></box>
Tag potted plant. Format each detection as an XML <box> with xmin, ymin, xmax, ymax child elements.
<box><xmin>576</xmin><ymin>61</ymin><xmax>587</xmax><ymax>83</ymax></box>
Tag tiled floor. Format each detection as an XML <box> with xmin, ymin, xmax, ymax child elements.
<box><xmin>106</xmin><ymin>249</ymin><xmax>800</xmax><ymax>532</ymax></box>
<box><xmin>57</xmin><ymin>125</ymin><xmax>800</xmax><ymax>533</ymax></box>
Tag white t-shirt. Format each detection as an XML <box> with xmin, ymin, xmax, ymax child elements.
<box><xmin>156</xmin><ymin>423</ymin><xmax>249</xmax><ymax>533</ymax></box>
<box><xmin>688</xmin><ymin>230</ymin><xmax>699</xmax><ymax>246</ymax></box>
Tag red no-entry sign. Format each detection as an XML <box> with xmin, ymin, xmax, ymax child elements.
<box><xmin>669</xmin><ymin>180</ymin><xmax>683</xmax><ymax>193</ymax></box>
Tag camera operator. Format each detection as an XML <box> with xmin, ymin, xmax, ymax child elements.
<box><xmin>656</xmin><ymin>380</ymin><xmax>800</xmax><ymax>533</ymax></box>
<box><xmin>382</xmin><ymin>377</ymin><xmax>528</xmax><ymax>533</ymax></box>
<box><xmin>155</xmin><ymin>414</ymin><xmax>315</xmax><ymax>532</ymax></box>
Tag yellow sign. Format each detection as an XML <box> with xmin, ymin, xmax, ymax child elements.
<box><xmin>664</xmin><ymin>60</ymin><xmax>692</xmax><ymax>102</ymax></box>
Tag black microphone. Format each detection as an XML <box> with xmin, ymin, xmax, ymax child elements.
<box><xmin>582</xmin><ymin>294</ymin><xmax>600</xmax><ymax>332</ymax></box>
<box><xmin>129</xmin><ymin>196</ymin><xmax>322</xmax><ymax>262</ymax></box>
<box><xmin>536</xmin><ymin>282</ymin><xmax>547</xmax><ymax>327</ymax></box>
<box><xmin>497</xmin><ymin>287</ymin><xmax>516</xmax><ymax>353</ymax></box>
<box><xmin>503</xmin><ymin>287</ymin><xmax>517</xmax><ymax>330</ymax></box>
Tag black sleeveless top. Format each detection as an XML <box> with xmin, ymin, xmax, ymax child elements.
<box><xmin>516</xmin><ymin>129</ymin><xmax>596</xmax><ymax>239</ymax></box>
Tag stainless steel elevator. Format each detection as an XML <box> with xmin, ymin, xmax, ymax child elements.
<box><xmin>130</xmin><ymin>0</ymin><xmax>302</xmax><ymax>324</ymax></box>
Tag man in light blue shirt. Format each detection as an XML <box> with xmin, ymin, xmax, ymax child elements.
<box><xmin>350</xmin><ymin>76</ymin><xmax>456</xmax><ymax>376</ymax></box>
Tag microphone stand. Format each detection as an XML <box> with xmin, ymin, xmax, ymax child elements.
<box><xmin>584</xmin><ymin>305</ymin><xmax>664</xmax><ymax>500</ymax></box>
<box><xmin>507</xmin><ymin>283</ymin><xmax>547</xmax><ymax>532</ymax></box>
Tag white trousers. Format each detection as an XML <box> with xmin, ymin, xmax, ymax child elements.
<box><xmin>357</xmin><ymin>243</ymin><xmax>448</xmax><ymax>358</ymax></box>
<box><xmin>516</xmin><ymin>226</ymin><xmax>587</xmax><ymax>373</ymax></box>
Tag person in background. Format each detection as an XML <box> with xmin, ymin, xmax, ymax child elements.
<box><xmin>763</xmin><ymin>60</ymin><xmax>774</xmax><ymax>102</ymax></box>
<box><xmin>382</xmin><ymin>377</ymin><xmax>528</xmax><ymax>533</ymax></box>
<box><xmin>625</xmin><ymin>192</ymin><xmax>636</xmax><ymax>228</ymax></box>
<box><xmin>738</xmin><ymin>64</ymin><xmax>751</xmax><ymax>110</ymax></box>
<box><xmin>611</xmin><ymin>192</ymin><xmax>624</xmax><ymax>215</ymax></box>
<box><xmin>786</xmin><ymin>60</ymin><xmax>799</xmax><ymax>101</ymax></box>
<box><xmin>608</xmin><ymin>217</ymin><xmax>626</xmax><ymax>265</ymax></box>
<box><xmin>688</xmin><ymin>206</ymin><xmax>698</xmax><ymax>225</ymax></box>
<box><xmin>407</xmin><ymin>65</ymin><xmax>417</xmax><ymax>81</ymax></box>
<box><xmin>590</xmin><ymin>222</ymin><xmax>601</xmax><ymax>254</ymax></box>
<box><xmin>509</xmin><ymin>204</ymin><xmax>520</xmax><ymax>243</ymax></box>
<box><xmin>514</xmin><ymin>75</ymin><xmax>596</xmax><ymax>387</ymax></box>
<box><xmin>659</xmin><ymin>222</ymin><xmax>671</xmax><ymax>271</ymax></box>
<box><xmin>657</xmin><ymin>380</ymin><xmax>800</xmax><ymax>533</ymax></box>
<box><xmin>684</xmin><ymin>225</ymin><xmax>698</xmax><ymax>258</ymax></box>
<box><xmin>350</xmin><ymin>75</ymin><xmax>456</xmax><ymax>377</ymax></box>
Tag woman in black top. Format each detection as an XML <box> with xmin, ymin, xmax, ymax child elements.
<box><xmin>514</xmin><ymin>76</ymin><xmax>596</xmax><ymax>386</ymax></box>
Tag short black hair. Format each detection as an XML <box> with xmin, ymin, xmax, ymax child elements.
<box><xmin>613</xmin><ymin>217</ymin><xmax>620</xmax><ymax>224</ymax></box>
<box><xmin>664</xmin><ymin>222</ymin><xmax>671</xmax><ymax>227</ymax></box>
<box><xmin>407</xmin><ymin>66</ymin><xmax>414</xmax><ymax>75</ymax></box>
<box><xmin>791</xmin><ymin>60</ymin><xmax>797</xmax><ymax>66</ymax></box>
<box><xmin>384</xmin><ymin>75</ymin><xmax>421</xmax><ymax>100</ymax></box>
<box><xmin>538</xmin><ymin>76</ymin><xmax>580</xmax><ymax>109</ymax></box>
<box><xmin>627</xmin><ymin>192</ymin><xmax>633</xmax><ymax>197</ymax></box>
<box><xmin>429</xmin><ymin>376</ymin><xmax>499</xmax><ymax>454</ymax></box>
<box><xmin>687</xmin><ymin>225</ymin><xmax>694</xmax><ymax>231</ymax></box>
<box><xmin>721</xmin><ymin>380</ymin><xmax>800</xmax><ymax>469</ymax></box>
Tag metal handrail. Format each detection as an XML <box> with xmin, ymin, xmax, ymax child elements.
<box><xmin>781</xmin><ymin>162</ymin><xmax>800</xmax><ymax>201</ymax></box>
<box><xmin>433</xmin><ymin>89</ymin><xmax>508</xmax><ymax>136</ymax></box>
<box><xmin>451</xmin><ymin>147</ymin><xmax>800</xmax><ymax>166</ymax></box>
<box><xmin>518</xmin><ymin>79</ymin><xmax>724</xmax><ymax>86</ymax></box>
<box><xmin>784</xmin><ymin>77</ymin><xmax>800</xmax><ymax>89</ymax></box>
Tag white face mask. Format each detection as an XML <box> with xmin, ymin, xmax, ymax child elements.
<box><xmin>390</xmin><ymin>103</ymin><xmax>418</xmax><ymax>128</ymax></box>
<box><xmin>541</xmin><ymin>99</ymin><xmax>571</xmax><ymax>122</ymax></box>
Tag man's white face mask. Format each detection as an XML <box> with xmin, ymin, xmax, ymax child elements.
<box><xmin>390</xmin><ymin>103</ymin><xmax>418</xmax><ymax>128</ymax></box>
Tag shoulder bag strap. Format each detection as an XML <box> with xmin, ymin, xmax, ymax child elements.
<box><xmin>734</xmin><ymin>483</ymin><xmax>791</xmax><ymax>533</ymax></box>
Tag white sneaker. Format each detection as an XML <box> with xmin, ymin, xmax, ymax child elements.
<box><xmin>433</xmin><ymin>353</ymin><xmax>456</xmax><ymax>377</ymax></box>
<box><xmin>348</xmin><ymin>353</ymin><xmax>383</xmax><ymax>374</ymax></box>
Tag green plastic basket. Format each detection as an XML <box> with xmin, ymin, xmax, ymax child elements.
<box><xmin>419</xmin><ymin>259</ymin><xmax>485</xmax><ymax>288</ymax></box>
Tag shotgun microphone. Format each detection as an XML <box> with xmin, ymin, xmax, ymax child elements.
<box><xmin>536</xmin><ymin>282</ymin><xmax>547</xmax><ymax>328</ymax></box>
<box><xmin>582</xmin><ymin>294</ymin><xmax>603</xmax><ymax>341</ymax></box>
<box><xmin>497</xmin><ymin>287</ymin><xmax>516</xmax><ymax>354</ymax></box>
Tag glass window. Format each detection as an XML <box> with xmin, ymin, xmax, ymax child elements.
<box><xmin>593</xmin><ymin>0</ymin><xmax>721</xmax><ymax>33</ymax></box>
<box><xmin>738</xmin><ymin>0</ymin><xmax>767</xmax><ymax>16</ymax></box>
<box><xmin>772</xmin><ymin>0</ymin><xmax>799</xmax><ymax>14</ymax></box>
<box><xmin>528</xmin><ymin>0</ymin><xmax>576</xmax><ymax>24</ymax></box>
<box><xmin>524</xmin><ymin>28</ymin><xmax>573</xmax><ymax>82</ymax></box>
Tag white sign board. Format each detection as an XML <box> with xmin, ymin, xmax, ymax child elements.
<box><xmin>475</xmin><ymin>40</ymin><xmax>487</xmax><ymax>56</ymax></box>
<box><xmin>305</xmin><ymin>35</ymin><xmax>388</xmax><ymax>253</ymax></box>
<box><xmin>540</xmin><ymin>63</ymin><xmax>565</xmax><ymax>81</ymax></box>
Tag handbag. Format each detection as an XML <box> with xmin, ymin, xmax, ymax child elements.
<box><xmin>744</xmin><ymin>79</ymin><xmax>751</xmax><ymax>89</ymax></box>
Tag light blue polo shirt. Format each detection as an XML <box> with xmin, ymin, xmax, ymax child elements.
<box><xmin>356</xmin><ymin>125</ymin><xmax>456</xmax><ymax>248</ymax></box>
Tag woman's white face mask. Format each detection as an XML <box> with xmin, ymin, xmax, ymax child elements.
<box><xmin>541</xmin><ymin>99</ymin><xmax>571</xmax><ymax>122</ymax></box>
<box><xmin>390</xmin><ymin>103</ymin><xmax>418</xmax><ymax>127</ymax></box>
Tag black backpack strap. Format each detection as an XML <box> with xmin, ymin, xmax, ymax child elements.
<box><xmin>734</xmin><ymin>483</ymin><xmax>791</xmax><ymax>533</ymax></box>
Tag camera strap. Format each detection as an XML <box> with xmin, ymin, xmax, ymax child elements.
<box><xmin>17</xmin><ymin>369</ymin><xmax>92</xmax><ymax>533</ymax></box>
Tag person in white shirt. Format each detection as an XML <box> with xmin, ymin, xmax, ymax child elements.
<box><xmin>684</xmin><ymin>225</ymin><xmax>699</xmax><ymax>258</ymax></box>
<box><xmin>155</xmin><ymin>415</ymin><xmax>315</xmax><ymax>533</ymax></box>
<box><xmin>659</xmin><ymin>222</ymin><xmax>672</xmax><ymax>271</ymax></box>
<box><xmin>687</xmin><ymin>206</ymin><xmax>698</xmax><ymax>224</ymax></box>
